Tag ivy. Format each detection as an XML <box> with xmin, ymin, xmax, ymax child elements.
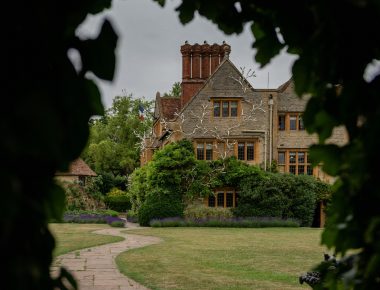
<box><xmin>130</xmin><ymin>141</ymin><xmax>329</xmax><ymax>227</ymax></box>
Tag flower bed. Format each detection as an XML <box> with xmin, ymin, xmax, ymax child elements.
<box><xmin>150</xmin><ymin>216</ymin><xmax>300</xmax><ymax>228</ymax></box>
<box><xmin>63</xmin><ymin>210</ymin><xmax>125</xmax><ymax>227</ymax></box>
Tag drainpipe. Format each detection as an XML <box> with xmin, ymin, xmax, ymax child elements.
<box><xmin>264</xmin><ymin>131</ymin><xmax>267</xmax><ymax>171</ymax></box>
<box><xmin>268</xmin><ymin>95</ymin><xmax>274</xmax><ymax>171</ymax></box>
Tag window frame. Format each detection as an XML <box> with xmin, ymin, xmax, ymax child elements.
<box><xmin>278</xmin><ymin>112</ymin><xmax>305</xmax><ymax>131</ymax></box>
<box><xmin>278</xmin><ymin>114</ymin><xmax>286</xmax><ymax>131</ymax></box>
<box><xmin>289</xmin><ymin>115</ymin><xmax>297</xmax><ymax>130</ymax></box>
<box><xmin>277</xmin><ymin>150</ymin><xmax>313</xmax><ymax>176</ymax></box>
<box><xmin>212</xmin><ymin>99</ymin><xmax>241</xmax><ymax>117</ymax></box>
<box><xmin>207</xmin><ymin>188</ymin><xmax>237</xmax><ymax>208</ymax></box>
<box><xmin>195</xmin><ymin>141</ymin><xmax>214</xmax><ymax>161</ymax></box>
<box><xmin>236</xmin><ymin>141</ymin><xmax>255</xmax><ymax>161</ymax></box>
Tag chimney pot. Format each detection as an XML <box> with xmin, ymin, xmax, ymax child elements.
<box><xmin>181</xmin><ymin>42</ymin><xmax>192</xmax><ymax>80</ymax></box>
<box><xmin>210</xmin><ymin>44</ymin><xmax>220</xmax><ymax>74</ymax></box>
<box><xmin>201</xmin><ymin>42</ymin><xmax>211</xmax><ymax>79</ymax></box>
<box><xmin>221</xmin><ymin>42</ymin><xmax>231</xmax><ymax>60</ymax></box>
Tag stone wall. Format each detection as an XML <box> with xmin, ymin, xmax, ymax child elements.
<box><xmin>179</xmin><ymin>60</ymin><xmax>271</xmax><ymax>166</ymax></box>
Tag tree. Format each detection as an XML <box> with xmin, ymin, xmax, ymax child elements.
<box><xmin>131</xmin><ymin>139</ymin><xmax>199</xmax><ymax>225</ymax></box>
<box><xmin>2</xmin><ymin>1</ymin><xmax>118</xmax><ymax>289</ymax></box>
<box><xmin>83</xmin><ymin>94</ymin><xmax>153</xmax><ymax>176</ymax></box>
<box><xmin>162</xmin><ymin>81</ymin><xmax>182</xmax><ymax>98</ymax></box>
<box><xmin>153</xmin><ymin>0</ymin><xmax>380</xmax><ymax>288</ymax></box>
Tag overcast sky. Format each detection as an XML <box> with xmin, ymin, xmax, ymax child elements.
<box><xmin>77</xmin><ymin>0</ymin><xmax>297</xmax><ymax>108</ymax></box>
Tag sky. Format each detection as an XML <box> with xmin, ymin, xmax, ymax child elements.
<box><xmin>77</xmin><ymin>0</ymin><xmax>297</xmax><ymax>108</ymax></box>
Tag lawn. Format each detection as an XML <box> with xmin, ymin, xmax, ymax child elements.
<box><xmin>50</xmin><ymin>223</ymin><xmax>124</xmax><ymax>256</ymax></box>
<box><xmin>116</xmin><ymin>227</ymin><xmax>325</xmax><ymax>290</ymax></box>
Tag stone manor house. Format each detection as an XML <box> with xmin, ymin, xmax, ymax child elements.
<box><xmin>140</xmin><ymin>41</ymin><xmax>347</xmax><ymax>226</ymax></box>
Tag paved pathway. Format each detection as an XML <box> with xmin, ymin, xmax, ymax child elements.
<box><xmin>52</xmin><ymin>222</ymin><xmax>161</xmax><ymax>290</ymax></box>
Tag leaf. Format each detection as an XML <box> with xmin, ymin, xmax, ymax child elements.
<box><xmin>292</xmin><ymin>57</ymin><xmax>311</xmax><ymax>96</ymax></box>
<box><xmin>45</xmin><ymin>182</ymin><xmax>66</xmax><ymax>221</ymax></box>
<box><xmin>79</xmin><ymin>19</ymin><xmax>118</xmax><ymax>81</ymax></box>
<box><xmin>153</xmin><ymin>0</ymin><xmax>166</xmax><ymax>7</ymax></box>
<box><xmin>365</xmin><ymin>217</ymin><xmax>380</xmax><ymax>244</ymax></box>
<box><xmin>315</xmin><ymin>111</ymin><xmax>337</xmax><ymax>142</ymax></box>
<box><xmin>88</xmin><ymin>0</ymin><xmax>113</xmax><ymax>15</ymax></box>
<box><xmin>309</xmin><ymin>144</ymin><xmax>342</xmax><ymax>176</ymax></box>
<box><xmin>84</xmin><ymin>79</ymin><xmax>104</xmax><ymax>116</ymax></box>
<box><xmin>176</xmin><ymin>1</ymin><xmax>197</xmax><ymax>24</ymax></box>
<box><xmin>251</xmin><ymin>22</ymin><xmax>284</xmax><ymax>67</ymax></box>
<box><xmin>59</xmin><ymin>267</ymin><xmax>78</xmax><ymax>290</ymax></box>
<box><xmin>304</xmin><ymin>98</ymin><xmax>337</xmax><ymax>143</ymax></box>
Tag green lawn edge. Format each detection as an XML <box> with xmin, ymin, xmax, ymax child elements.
<box><xmin>50</xmin><ymin>223</ymin><xmax>125</xmax><ymax>257</ymax></box>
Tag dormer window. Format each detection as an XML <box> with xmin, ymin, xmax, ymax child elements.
<box><xmin>213</xmin><ymin>99</ymin><xmax>240</xmax><ymax>117</ymax></box>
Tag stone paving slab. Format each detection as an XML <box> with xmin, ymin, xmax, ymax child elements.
<box><xmin>52</xmin><ymin>222</ymin><xmax>161</xmax><ymax>289</ymax></box>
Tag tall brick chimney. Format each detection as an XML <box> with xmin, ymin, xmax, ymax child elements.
<box><xmin>180</xmin><ymin>41</ymin><xmax>231</xmax><ymax>108</ymax></box>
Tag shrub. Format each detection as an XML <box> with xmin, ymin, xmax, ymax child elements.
<box><xmin>150</xmin><ymin>216</ymin><xmax>300</xmax><ymax>228</ymax></box>
<box><xmin>62</xmin><ymin>209</ymin><xmax>124</xmax><ymax>226</ymax></box>
<box><xmin>184</xmin><ymin>204</ymin><xmax>233</xmax><ymax>220</ymax></box>
<box><xmin>90</xmin><ymin>172</ymin><xmax>128</xmax><ymax>194</ymax></box>
<box><xmin>109</xmin><ymin>221</ymin><xmax>125</xmax><ymax>227</ymax></box>
<box><xmin>104</xmin><ymin>188</ymin><xmax>131</xmax><ymax>212</ymax></box>
<box><xmin>62</xmin><ymin>181</ymin><xmax>105</xmax><ymax>211</ymax></box>
<box><xmin>138</xmin><ymin>191</ymin><xmax>184</xmax><ymax>226</ymax></box>
<box><xmin>233</xmin><ymin>172</ymin><xmax>320</xmax><ymax>226</ymax></box>
<box><xmin>65</xmin><ymin>209</ymin><xmax>119</xmax><ymax>217</ymax></box>
<box><xmin>150</xmin><ymin>217</ymin><xmax>187</xmax><ymax>227</ymax></box>
<box><xmin>129</xmin><ymin>140</ymin><xmax>198</xmax><ymax>226</ymax></box>
<box><xmin>126</xmin><ymin>210</ymin><xmax>139</xmax><ymax>223</ymax></box>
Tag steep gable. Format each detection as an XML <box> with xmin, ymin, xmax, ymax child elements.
<box><xmin>178</xmin><ymin>59</ymin><xmax>256</xmax><ymax>115</ymax></box>
<box><xmin>277</xmin><ymin>79</ymin><xmax>310</xmax><ymax>112</ymax></box>
<box><xmin>176</xmin><ymin>59</ymin><xmax>268</xmax><ymax>140</ymax></box>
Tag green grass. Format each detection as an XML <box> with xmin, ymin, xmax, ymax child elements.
<box><xmin>50</xmin><ymin>223</ymin><xmax>124</xmax><ymax>256</ymax></box>
<box><xmin>116</xmin><ymin>227</ymin><xmax>325</xmax><ymax>290</ymax></box>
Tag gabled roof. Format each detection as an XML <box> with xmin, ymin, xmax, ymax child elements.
<box><xmin>277</xmin><ymin>78</ymin><xmax>293</xmax><ymax>93</ymax></box>
<box><xmin>56</xmin><ymin>158</ymin><xmax>97</xmax><ymax>177</ymax></box>
<box><xmin>176</xmin><ymin>58</ymin><xmax>256</xmax><ymax>118</ymax></box>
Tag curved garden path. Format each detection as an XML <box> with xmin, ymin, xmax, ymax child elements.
<box><xmin>52</xmin><ymin>222</ymin><xmax>161</xmax><ymax>290</ymax></box>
